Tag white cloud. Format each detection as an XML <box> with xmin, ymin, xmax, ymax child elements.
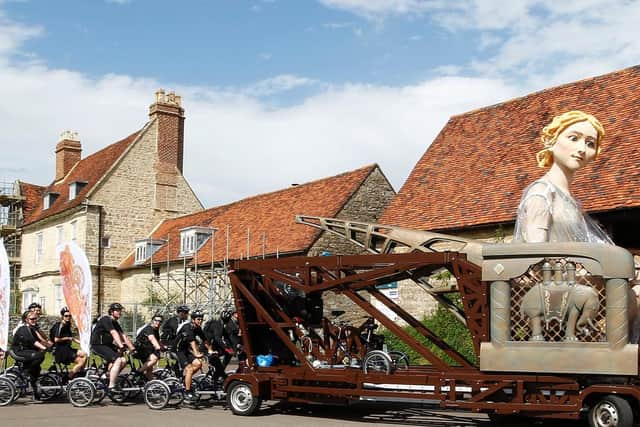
<box><xmin>318</xmin><ymin>0</ymin><xmax>433</xmax><ymax>18</ymax></box>
<box><xmin>242</xmin><ymin>74</ymin><xmax>318</xmax><ymax>97</ymax></box>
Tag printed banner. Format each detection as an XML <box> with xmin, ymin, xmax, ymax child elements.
<box><xmin>0</xmin><ymin>238</ymin><xmax>9</xmax><ymax>351</ymax></box>
<box><xmin>57</xmin><ymin>241</ymin><xmax>92</xmax><ymax>354</ymax></box>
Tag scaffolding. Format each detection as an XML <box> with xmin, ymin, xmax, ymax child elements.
<box><xmin>0</xmin><ymin>180</ymin><xmax>25</xmax><ymax>314</ymax></box>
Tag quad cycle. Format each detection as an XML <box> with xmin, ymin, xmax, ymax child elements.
<box><xmin>143</xmin><ymin>351</ymin><xmax>227</xmax><ymax>410</ymax></box>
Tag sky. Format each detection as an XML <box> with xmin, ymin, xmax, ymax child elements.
<box><xmin>1</xmin><ymin>0</ymin><xmax>640</xmax><ymax>208</ymax></box>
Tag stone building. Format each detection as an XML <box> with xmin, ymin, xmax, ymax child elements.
<box><xmin>19</xmin><ymin>90</ymin><xmax>203</xmax><ymax>315</ymax></box>
<box><xmin>379</xmin><ymin>65</ymin><xmax>640</xmax><ymax>318</ymax></box>
<box><xmin>117</xmin><ymin>164</ymin><xmax>395</xmax><ymax>320</ymax></box>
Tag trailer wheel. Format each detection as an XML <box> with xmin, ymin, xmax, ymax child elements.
<box><xmin>588</xmin><ymin>395</ymin><xmax>633</xmax><ymax>427</ymax></box>
<box><xmin>227</xmin><ymin>381</ymin><xmax>261</xmax><ymax>416</ymax></box>
<box><xmin>363</xmin><ymin>350</ymin><xmax>392</xmax><ymax>374</ymax></box>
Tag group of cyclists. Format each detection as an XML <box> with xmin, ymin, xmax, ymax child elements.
<box><xmin>1</xmin><ymin>302</ymin><xmax>241</xmax><ymax>403</ymax></box>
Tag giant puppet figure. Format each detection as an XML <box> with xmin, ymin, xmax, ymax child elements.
<box><xmin>57</xmin><ymin>242</ymin><xmax>92</xmax><ymax>354</ymax></box>
<box><xmin>513</xmin><ymin>111</ymin><xmax>639</xmax><ymax>341</ymax></box>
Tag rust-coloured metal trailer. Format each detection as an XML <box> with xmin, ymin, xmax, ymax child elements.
<box><xmin>224</xmin><ymin>249</ymin><xmax>640</xmax><ymax>426</ymax></box>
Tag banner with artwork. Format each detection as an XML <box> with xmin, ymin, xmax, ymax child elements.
<box><xmin>0</xmin><ymin>238</ymin><xmax>9</xmax><ymax>351</ymax></box>
<box><xmin>57</xmin><ymin>241</ymin><xmax>92</xmax><ymax>354</ymax></box>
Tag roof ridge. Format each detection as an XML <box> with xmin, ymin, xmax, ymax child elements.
<box><xmin>450</xmin><ymin>65</ymin><xmax>640</xmax><ymax>119</ymax></box>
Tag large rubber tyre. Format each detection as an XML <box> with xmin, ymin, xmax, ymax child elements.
<box><xmin>588</xmin><ymin>395</ymin><xmax>634</xmax><ymax>427</ymax></box>
<box><xmin>35</xmin><ymin>372</ymin><xmax>61</xmax><ymax>401</ymax></box>
<box><xmin>226</xmin><ymin>381</ymin><xmax>261</xmax><ymax>416</ymax></box>
<box><xmin>143</xmin><ymin>379</ymin><xmax>170</xmax><ymax>410</ymax></box>
<box><xmin>363</xmin><ymin>350</ymin><xmax>392</xmax><ymax>374</ymax></box>
<box><xmin>108</xmin><ymin>375</ymin><xmax>133</xmax><ymax>403</ymax></box>
<box><xmin>0</xmin><ymin>377</ymin><xmax>16</xmax><ymax>406</ymax></box>
<box><xmin>387</xmin><ymin>351</ymin><xmax>409</xmax><ymax>371</ymax></box>
<box><xmin>67</xmin><ymin>377</ymin><xmax>96</xmax><ymax>408</ymax></box>
<box><xmin>163</xmin><ymin>376</ymin><xmax>184</xmax><ymax>406</ymax></box>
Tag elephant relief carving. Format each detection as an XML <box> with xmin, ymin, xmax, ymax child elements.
<box><xmin>520</xmin><ymin>261</ymin><xmax>599</xmax><ymax>342</ymax></box>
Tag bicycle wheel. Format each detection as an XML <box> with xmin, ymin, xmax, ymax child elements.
<box><xmin>0</xmin><ymin>377</ymin><xmax>16</xmax><ymax>406</ymax></box>
<box><xmin>2</xmin><ymin>372</ymin><xmax>26</xmax><ymax>402</ymax></box>
<box><xmin>163</xmin><ymin>376</ymin><xmax>184</xmax><ymax>406</ymax></box>
<box><xmin>35</xmin><ymin>372</ymin><xmax>61</xmax><ymax>401</ymax></box>
<box><xmin>388</xmin><ymin>351</ymin><xmax>410</xmax><ymax>371</ymax></box>
<box><xmin>363</xmin><ymin>350</ymin><xmax>391</xmax><ymax>374</ymax></box>
<box><xmin>108</xmin><ymin>375</ymin><xmax>133</xmax><ymax>403</ymax></box>
<box><xmin>192</xmin><ymin>374</ymin><xmax>213</xmax><ymax>401</ymax></box>
<box><xmin>143</xmin><ymin>379</ymin><xmax>170</xmax><ymax>410</ymax></box>
<box><xmin>67</xmin><ymin>377</ymin><xmax>96</xmax><ymax>407</ymax></box>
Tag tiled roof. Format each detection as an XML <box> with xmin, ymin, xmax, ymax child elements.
<box><xmin>18</xmin><ymin>181</ymin><xmax>46</xmax><ymax>223</ymax></box>
<box><xmin>24</xmin><ymin>130</ymin><xmax>141</xmax><ymax>226</ymax></box>
<box><xmin>379</xmin><ymin>65</ymin><xmax>640</xmax><ymax>231</ymax></box>
<box><xmin>119</xmin><ymin>164</ymin><xmax>380</xmax><ymax>269</ymax></box>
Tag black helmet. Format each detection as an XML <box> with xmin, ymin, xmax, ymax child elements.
<box><xmin>191</xmin><ymin>310</ymin><xmax>204</xmax><ymax>320</ymax></box>
<box><xmin>220</xmin><ymin>309</ymin><xmax>234</xmax><ymax>322</ymax></box>
<box><xmin>60</xmin><ymin>306</ymin><xmax>70</xmax><ymax>316</ymax></box>
<box><xmin>176</xmin><ymin>305</ymin><xmax>190</xmax><ymax>314</ymax></box>
<box><xmin>108</xmin><ymin>302</ymin><xmax>124</xmax><ymax>314</ymax></box>
<box><xmin>28</xmin><ymin>302</ymin><xmax>42</xmax><ymax>310</ymax></box>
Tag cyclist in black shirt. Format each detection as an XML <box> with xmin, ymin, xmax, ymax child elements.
<box><xmin>90</xmin><ymin>302</ymin><xmax>135</xmax><ymax>391</ymax></box>
<box><xmin>135</xmin><ymin>314</ymin><xmax>164</xmax><ymax>380</ymax></box>
<box><xmin>176</xmin><ymin>310</ymin><xmax>213</xmax><ymax>401</ymax></box>
<box><xmin>52</xmin><ymin>307</ymin><xmax>88</xmax><ymax>378</ymax></box>
<box><xmin>11</xmin><ymin>310</ymin><xmax>47</xmax><ymax>396</ymax></box>
<box><xmin>160</xmin><ymin>305</ymin><xmax>190</xmax><ymax>350</ymax></box>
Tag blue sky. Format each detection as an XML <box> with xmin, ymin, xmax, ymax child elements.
<box><xmin>1</xmin><ymin>0</ymin><xmax>639</xmax><ymax>207</ymax></box>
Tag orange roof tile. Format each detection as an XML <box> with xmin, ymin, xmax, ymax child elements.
<box><xmin>18</xmin><ymin>181</ymin><xmax>46</xmax><ymax>223</ymax></box>
<box><xmin>379</xmin><ymin>65</ymin><xmax>640</xmax><ymax>231</ymax></box>
<box><xmin>24</xmin><ymin>130</ymin><xmax>141</xmax><ymax>226</ymax></box>
<box><xmin>119</xmin><ymin>164</ymin><xmax>380</xmax><ymax>269</ymax></box>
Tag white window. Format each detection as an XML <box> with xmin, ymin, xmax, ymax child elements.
<box><xmin>55</xmin><ymin>284</ymin><xmax>63</xmax><ymax>313</ymax></box>
<box><xmin>22</xmin><ymin>289</ymin><xmax>36</xmax><ymax>312</ymax></box>
<box><xmin>56</xmin><ymin>225</ymin><xmax>64</xmax><ymax>245</ymax></box>
<box><xmin>179</xmin><ymin>227</ymin><xmax>214</xmax><ymax>256</ymax></box>
<box><xmin>69</xmin><ymin>181</ymin><xmax>87</xmax><ymax>200</ymax></box>
<box><xmin>71</xmin><ymin>220</ymin><xmax>77</xmax><ymax>242</ymax></box>
<box><xmin>35</xmin><ymin>232</ymin><xmax>43</xmax><ymax>264</ymax></box>
<box><xmin>43</xmin><ymin>192</ymin><xmax>59</xmax><ymax>210</ymax></box>
<box><xmin>134</xmin><ymin>239</ymin><xmax>165</xmax><ymax>264</ymax></box>
<box><xmin>43</xmin><ymin>195</ymin><xmax>50</xmax><ymax>210</ymax></box>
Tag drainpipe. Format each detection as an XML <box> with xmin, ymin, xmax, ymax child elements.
<box><xmin>97</xmin><ymin>205</ymin><xmax>103</xmax><ymax>314</ymax></box>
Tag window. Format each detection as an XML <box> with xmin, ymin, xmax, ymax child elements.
<box><xmin>56</xmin><ymin>225</ymin><xmax>64</xmax><ymax>245</ymax></box>
<box><xmin>69</xmin><ymin>181</ymin><xmax>87</xmax><ymax>200</ymax></box>
<box><xmin>55</xmin><ymin>284</ymin><xmax>63</xmax><ymax>313</ymax></box>
<box><xmin>22</xmin><ymin>289</ymin><xmax>37</xmax><ymax>312</ymax></box>
<box><xmin>101</xmin><ymin>236</ymin><xmax>111</xmax><ymax>248</ymax></box>
<box><xmin>179</xmin><ymin>227</ymin><xmax>215</xmax><ymax>256</ymax></box>
<box><xmin>71</xmin><ymin>220</ymin><xmax>77</xmax><ymax>242</ymax></box>
<box><xmin>134</xmin><ymin>239</ymin><xmax>165</xmax><ymax>264</ymax></box>
<box><xmin>43</xmin><ymin>192</ymin><xmax>59</xmax><ymax>210</ymax></box>
<box><xmin>35</xmin><ymin>232</ymin><xmax>43</xmax><ymax>264</ymax></box>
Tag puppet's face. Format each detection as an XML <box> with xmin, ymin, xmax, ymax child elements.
<box><xmin>551</xmin><ymin>120</ymin><xmax>598</xmax><ymax>171</ymax></box>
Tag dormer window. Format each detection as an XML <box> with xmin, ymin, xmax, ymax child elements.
<box><xmin>180</xmin><ymin>227</ymin><xmax>214</xmax><ymax>256</ymax></box>
<box><xmin>69</xmin><ymin>181</ymin><xmax>87</xmax><ymax>200</ymax></box>
<box><xmin>134</xmin><ymin>238</ymin><xmax>165</xmax><ymax>264</ymax></box>
<box><xmin>43</xmin><ymin>192</ymin><xmax>60</xmax><ymax>210</ymax></box>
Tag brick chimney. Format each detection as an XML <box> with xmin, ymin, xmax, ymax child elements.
<box><xmin>149</xmin><ymin>89</ymin><xmax>185</xmax><ymax>173</ymax></box>
<box><xmin>55</xmin><ymin>131</ymin><xmax>81</xmax><ymax>181</ymax></box>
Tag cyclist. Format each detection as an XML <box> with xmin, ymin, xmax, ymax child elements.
<box><xmin>161</xmin><ymin>305</ymin><xmax>190</xmax><ymax>350</ymax></box>
<box><xmin>203</xmin><ymin>309</ymin><xmax>234</xmax><ymax>370</ymax></box>
<box><xmin>175</xmin><ymin>309</ymin><xmax>214</xmax><ymax>401</ymax></box>
<box><xmin>11</xmin><ymin>310</ymin><xmax>47</xmax><ymax>398</ymax></box>
<box><xmin>90</xmin><ymin>302</ymin><xmax>135</xmax><ymax>392</ymax></box>
<box><xmin>51</xmin><ymin>307</ymin><xmax>88</xmax><ymax>378</ymax></box>
<box><xmin>134</xmin><ymin>314</ymin><xmax>164</xmax><ymax>380</ymax></box>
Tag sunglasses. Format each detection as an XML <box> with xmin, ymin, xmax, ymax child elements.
<box><xmin>194</xmin><ymin>317</ymin><xmax>203</xmax><ymax>321</ymax></box>
<box><xmin>28</xmin><ymin>317</ymin><xmax>37</xmax><ymax>321</ymax></box>
<box><xmin>63</xmin><ymin>314</ymin><xmax>72</xmax><ymax>318</ymax></box>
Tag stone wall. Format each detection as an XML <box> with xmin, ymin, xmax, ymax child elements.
<box><xmin>307</xmin><ymin>166</ymin><xmax>396</xmax><ymax>323</ymax></box>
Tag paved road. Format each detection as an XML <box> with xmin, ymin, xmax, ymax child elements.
<box><xmin>1</xmin><ymin>397</ymin><xmax>587</xmax><ymax>427</ymax></box>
